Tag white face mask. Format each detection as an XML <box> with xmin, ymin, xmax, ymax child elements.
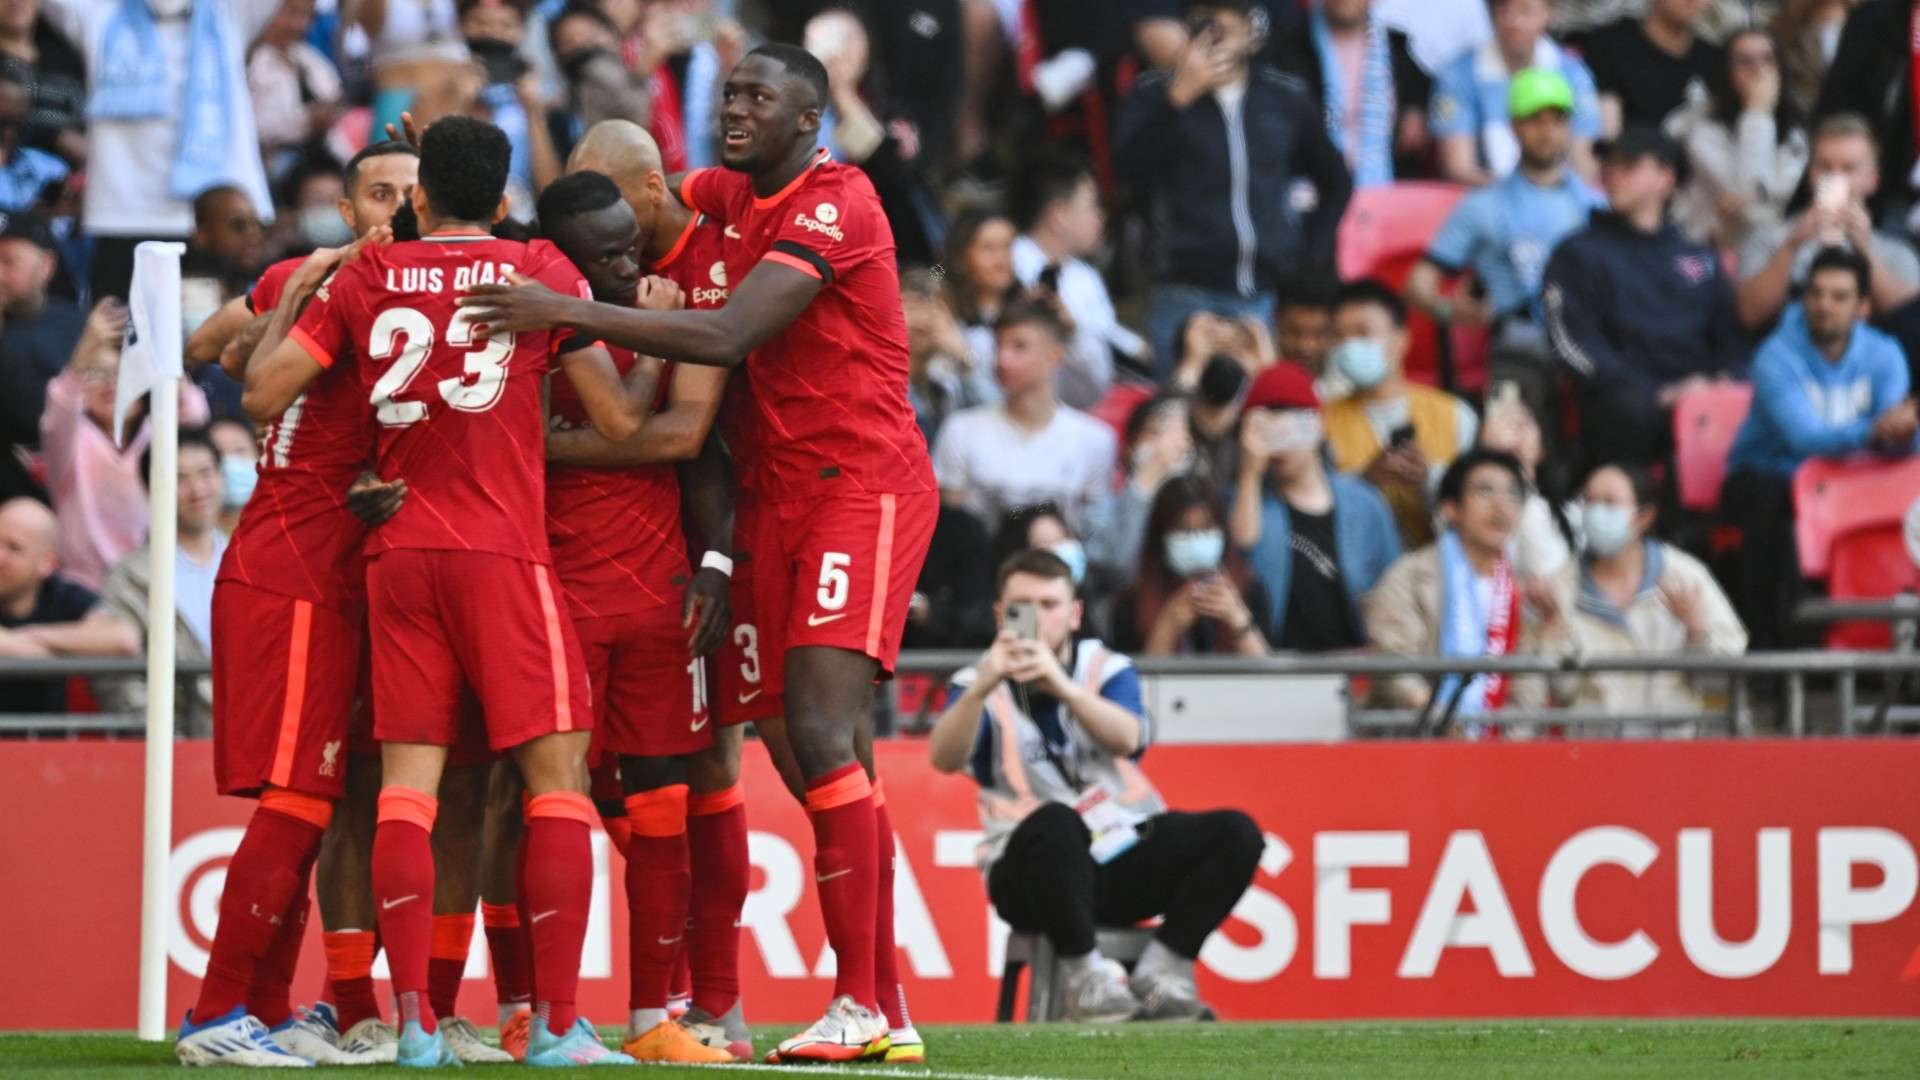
<box><xmin>1165</xmin><ymin>528</ymin><xmax>1225</xmax><ymax>578</ymax></box>
<box><xmin>1579</xmin><ymin>501</ymin><xmax>1636</xmax><ymax>557</ymax></box>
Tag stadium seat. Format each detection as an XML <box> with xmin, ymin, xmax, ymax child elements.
<box><xmin>1792</xmin><ymin>456</ymin><xmax>1920</xmax><ymax>578</ymax></box>
<box><xmin>997</xmin><ymin>926</ymin><xmax>1155</xmax><ymax>1023</ymax></box>
<box><xmin>1673</xmin><ymin>382</ymin><xmax>1753</xmax><ymax>512</ymax></box>
<box><xmin>1824</xmin><ymin>524</ymin><xmax>1918</xmax><ymax>649</ymax></box>
<box><xmin>1334</xmin><ymin>182</ymin><xmax>1477</xmax><ymax>394</ymax></box>
<box><xmin>1090</xmin><ymin>382</ymin><xmax>1154</xmax><ymax>441</ymax></box>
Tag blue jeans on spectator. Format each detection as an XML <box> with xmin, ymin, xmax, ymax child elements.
<box><xmin>1147</xmin><ymin>283</ymin><xmax>1276</xmax><ymax>381</ymax></box>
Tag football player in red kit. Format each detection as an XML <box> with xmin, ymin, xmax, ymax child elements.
<box><xmin>176</xmin><ymin>142</ymin><xmax>418</xmax><ymax>1069</ymax></box>
<box><xmin>244</xmin><ymin>116</ymin><xmax>653</xmax><ymax>1068</ymax></box>
<box><xmin>553</xmin><ymin>119</ymin><xmax>761</xmax><ymax>1063</ymax></box>
<box><xmin>461</xmin><ymin>46</ymin><xmax>936</xmax><ymax>1062</ymax></box>
<box><xmin>533</xmin><ymin>169</ymin><xmax>738</xmax><ymax>1064</ymax></box>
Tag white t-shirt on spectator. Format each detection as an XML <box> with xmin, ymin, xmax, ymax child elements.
<box><xmin>932</xmin><ymin>402</ymin><xmax>1118</xmax><ymax>531</ymax></box>
<box><xmin>175</xmin><ymin>532</ymin><xmax>227</xmax><ymax>651</ymax></box>
<box><xmin>43</xmin><ymin>0</ymin><xmax>280</xmax><ymax>237</ymax></box>
<box><xmin>1012</xmin><ymin>234</ymin><xmax>1140</xmax><ymax>408</ymax></box>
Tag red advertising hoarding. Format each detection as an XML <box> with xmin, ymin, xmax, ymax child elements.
<box><xmin>4</xmin><ymin>738</ymin><xmax>1918</xmax><ymax>1029</ymax></box>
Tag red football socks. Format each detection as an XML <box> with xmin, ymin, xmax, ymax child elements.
<box><xmin>246</xmin><ymin>893</ymin><xmax>312</xmax><ymax>1028</ymax></box>
<box><xmin>192</xmin><ymin>794</ymin><xmax>329</xmax><ymax>1024</ymax></box>
<box><xmin>804</xmin><ymin>764</ymin><xmax>879</xmax><ymax>1012</ymax></box>
<box><xmin>372</xmin><ymin>787</ymin><xmax>438</xmax><ymax>1033</ymax></box>
<box><xmin>687</xmin><ymin>782</ymin><xmax>748</xmax><ymax>1017</ymax></box>
<box><xmin>523</xmin><ymin>791</ymin><xmax>596</xmax><ymax>1036</ymax></box>
<box><xmin>322</xmin><ymin>929</ymin><xmax>381</xmax><ymax>1031</ymax></box>
<box><xmin>873</xmin><ymin>782</ymin><xmax>909</xmax><ymax>1030</ymax></box>
<box><xmin>623</xmin><ymin>786</ymin><xmax>691</xmax><ymax>1011</ymax></box>
<box><xmin>481</xmin><ymin>902</ymin><xmax>531</xmax><ymax>1012</ymax></box>
<box><xmin>428</xmin><ymin>913</ymin><xmax>475</xmax><ymax>1021</ymax></box>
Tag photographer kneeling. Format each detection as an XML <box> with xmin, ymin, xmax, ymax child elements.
<box><xmin>929</xmin><ymin>549</ymin><xmax>1263</xmax><ymax>1022</ymax></box>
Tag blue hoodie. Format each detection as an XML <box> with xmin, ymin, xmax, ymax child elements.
<box><xmin>1727</xmin><ymin>304</ymin><xmax>1912</xmax><ymax>477</ymax></box>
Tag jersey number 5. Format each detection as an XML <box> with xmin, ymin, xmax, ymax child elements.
<box><xmin>368</xmin><ymin>306</ymin><xmax>517</xmax><ymax>427</ymax></box>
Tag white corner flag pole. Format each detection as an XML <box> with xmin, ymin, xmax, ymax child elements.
<box><xmin>118</xmin><ymin>241</ymin><xmax>187</xmax><ymax>1042</ymax></box>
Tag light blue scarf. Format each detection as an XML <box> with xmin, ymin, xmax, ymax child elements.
<box><xmin>1436</xmin><ymin>530</ymin><xmax>1512</xmax><ymax>719</ymax></box>
<box><xmin>1311</xmin><ymin>6</ymin><xmax>1394</xmax><ymax>188</ymax></box>
<box><xmin>90</xmin><ymin>0</ymin><xmax>236</xmax><ymax>201</ymax></box>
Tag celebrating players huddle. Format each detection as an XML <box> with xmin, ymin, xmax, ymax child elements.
<box><xmin>178</xmin><ymin>43</ymin><xmax>936</xmax><ymax>1069</ymax></box>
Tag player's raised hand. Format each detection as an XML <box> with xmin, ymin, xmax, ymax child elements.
<box><xmin>682</xmin><ymin>567</ymin><xmax>732</xmax><ymax>657</ymax></box>
<box><xmin>458</xmin><ymin>271</ymin><xmax>574</xmax><ymax>333</ymax></box>
<box><xmin>344</xmin><ymin>470</ymin><xmax>408</xmax><ymax>525</ymax></box>
<box><xmin>635</xmin><ymin>275</ymin><xmax>685</xmax><ymax>312</ymax></box>
<box><xmin>382</xmin><ymin>110</ymin><xmax>421</xmax><ymax>147</ymax></box>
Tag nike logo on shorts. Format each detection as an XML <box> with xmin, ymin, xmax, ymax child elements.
<box><xmin>691</xmin><ymin>713</ymin><xmax>709</xmax><ymax>733</ymax></box>
<box><xmin>807</xmin><ymin>611</ymin><xmax>848</xmax><ymax>627</ymax></box>
<box><xmin>531</xmin><ymin>909</ymin><xmax>558</xmax><ymax>924</ymax></box>
<box><xmin>737</xmin><ymin>689</ymin><xmax>762</xmax><ymax>705</ymax></box>
<box><xmin>815</xmin><ymin>868</ymin><xmax>853</xmax><ymax>883</ymax></box>
<box><xmin>381</xmin><ymin>894</ymin><xmax>418</xmax><ymax>911</ymax></box>
<box><xmin>658</xmin><ymin>935</ymin><xmax>684</xmax><ymax>946</ymax></box>
<box><xmin>724</xmin><ymin>225</ymin><xmax>742</xmax><ymax>239</ymax></box>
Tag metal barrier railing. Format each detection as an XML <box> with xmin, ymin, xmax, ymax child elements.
<box><xmin>5</xmin><ymin>648</ymin><xmax>1919</xmax><ymax>738</ymax></box>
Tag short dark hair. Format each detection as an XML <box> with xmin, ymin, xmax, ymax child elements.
<box><xmin>1813</xmin><ymin>111</ymin><xmax>1879</xmax><ymax>154</ymax></box>
<box><xmin>535</xmin><ymin>169</ymin><xmax>624</xmax><ymax>231</ymax></box>
<box><xmin>746</xmin><ymin>42</ymin><xmax>831</xmax><ymax>112</ymax></box>
<box><xmin>1808</xmin><ymin>245</ymin><xmax>1872</xmax><ymax>297</ymax></box>
<box><xmin>141</xmin><ymin>428</ymin><xmax>219</xmax><ymax>491</ymax></box>
<box><xmin>1181</xmin><ymin>0</ymin><xmax>1256</xmax><ymax>18</ymax></box>
<box><xmin>1335</xmin><ymin>278</ymin><xmax>1407</xmax><ymax>327</ymax></box>
<box><xmin>1279</xmin><ymin>280</ymin><xmax>1339</xmax><ymax>314</ymax></box>
<box><xmin>1010</xmin><ymin>148</ymin><xmax>1094</xmax><ymax>232</ymax></box>
<box><xmin>191</xmin><ymin>184</ymin><xmax>249</xmax><ymax>226</ymax></box>
<box><xmin>1580</xmin><ymin>460</ymin><xmax>1658</xmax><ymax>511</ymax></box>
<box><xmin>1438</xmin><ymin>447</ymin><xmax>1528</xmax><ymax>505</ymax></box>
<box><xmin>343</xmin><ymin>140</ymin><xmax>418</xmax><ymax>197</ymax></box>
<box><xmin>996</xmin><ymin>548</ymin><xmax>1076</xmax><ymax>596</ymax></box>
<box><xmin>548</xmin><ymin>1</ymin><xmax>615</xmax><ymax>56</ymax></box>
<box><xmin>995</xmin><ymin>298</ymin><xmax>1069</xmax><ymax>343</ymax></box>
<box><xmin>418</xmin><ymin>117</ymin><xmax>512</xmax><ymax>222</ymax></box>
<box><xmin>1123</xmin><ymin>391</ymin><xmax>1189</xmax><ymax>453</ymax></box>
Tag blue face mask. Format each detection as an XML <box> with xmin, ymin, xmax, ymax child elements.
<box><xmin>1330</xmin><ymin>338</ymin><xmax>1390</xmax><ymax>390</ymax></box>
<box><xmin>221</xmin><ymin>455</ymin><xmax>257</xmax><ymax>509</ymax></box>
<box><xmin>1579</xmin><ymin>501</ymin><xmax>1635</xmax><ymax>558</ymax></box>
<box><xmin>1165</xmin><ymin>529</ymin><xmax>1225</xmax><ymax>578</ymax></box>
<box><xmin>1050</xmin><ymin>539</ymin><xmax>1087</xmax><ymax>584</ymax></box>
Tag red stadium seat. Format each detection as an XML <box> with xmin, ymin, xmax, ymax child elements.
<box><xmin>1673</xmin><ymin>382</ymin><xmax>1753</xmax><ymax>512</ymax></box>
<box><xmin>1335</xmin><ymin>183</ymin><xmax>1478</xmax><ymax>394</ymax></box>
<box><xmin>1090</xmin><ymin>383</ymin><xmax>1153</xmax><ymax>441</ymax></box>
<box><xmin>1792</xmin><ymin>455</ymin><xmax>1920</xmax><ymax>577</ymax></box>
<box><xmin>1825</xmin><ymin>524</ymin><xmax>1917</xmax><ymax>649</ymax></box>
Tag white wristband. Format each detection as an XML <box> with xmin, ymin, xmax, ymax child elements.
<box><xmin>700</xmin><ymin>550</ymin><xmax>734</xmax><ymax>577</ymax></box>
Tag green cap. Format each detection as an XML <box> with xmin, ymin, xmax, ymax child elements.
<box><xmin>1508</xmin><ymin>67</ymin><xmax>1574</xmax><ymax>120</ymax></box>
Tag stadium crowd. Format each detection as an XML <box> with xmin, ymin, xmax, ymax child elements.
<box><xmin>1</xmin><ymin>0</ymin><xmax>1919</xmax><ymax>1061</ymax></box>
<box><xmin>4</xmin><ymin>0</ymin><xmax>1919</xmax><ymax>731</ymax></box>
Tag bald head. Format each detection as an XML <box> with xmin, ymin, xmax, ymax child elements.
<box><xmin>568</xmin><ymin>120</ymin><xmax>663</xmax><ymax>185</ymax></box>
<box><xmin>0</xmin><ymin>496</ymin><xmax>58</xmax><ymax>606</ymax></box>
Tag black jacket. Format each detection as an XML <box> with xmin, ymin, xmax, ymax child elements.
<box><xmin>1267</xmin><ymin>23</ymin><xmax>1433</xmax><ymax>181</ymax></box>
<box><xmin>1115</xmin><ymin>66</ymin><xmax>1353</xmax><ymax>295</ymax></box>
<box><xmin>1541</xmin><ymin>211</ymin><xmax>1748</xmax><ymax>394</ymax></box>
<box><xmin>1816</xmin><ymin>0</ymin><xmax>1915</xmax><ymax>217</ymax></box>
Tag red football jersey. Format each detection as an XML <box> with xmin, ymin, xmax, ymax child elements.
<box><xmin>650</xmin><ymin>212</ymin><xmax>760</xmax><ymax>484</ymax></box>
<box><xmin>291</xmin><ymin>233</ymin><xmax>591</xmax><ymax>564</ymax></box>
<box><xmin>546</xmin><ymin>345</ymin><xmax>683</xmax><ymax>618</ymax></box>
<box><xmin>216</xmin><ymin>256</ymin><xmax>376</xmax><ymax>613</ymax></box>
<box><xmin>679</xmin><ymin>150</ymin><xmax>934</xmax><ymax>498</ymax></box>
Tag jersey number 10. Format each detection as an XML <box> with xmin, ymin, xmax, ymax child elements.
<box><xmin>368</xmin><ymin>305</ymin><xmax>518</xmax><ymax>427</ymax></box>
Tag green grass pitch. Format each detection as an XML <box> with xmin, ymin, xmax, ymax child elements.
<box><xmin>5</xmin><ymin>1021</ymin><xmax>1920</xmax><ymax>1078</ymax></box>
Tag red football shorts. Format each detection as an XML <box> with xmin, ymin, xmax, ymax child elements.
<box><xmin>349</xmin><ymin>634</ymin><xmax>491</xmax><ymax>765</ymax></box>
<box><xmin>757</xmin><ymin>489</ymin><xmax>938</xmax><ymax>677</ymax></box>
<box><xmin>366</xmin><ymin>549</ymin><xmax>591</xmax><ymax>752</ymax></box>
<box><xmin>576</xmin><ymin>603</ymin><xmax>712</xmax><ymax>758</ymax></box>
<box><xmin>715</xmin><ymin>493</ymin><xmax>781</xmax><ymax>724</ymax></box>
<box><xmin>212</xmin><ymin>581</ymin><xmax>360</xmax><ymax>800</ymax></box>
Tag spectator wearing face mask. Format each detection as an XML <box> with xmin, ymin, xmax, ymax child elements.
<box><xmin>460</xmin><ymin>0</ymin><xmax>561</xmax><ymax>214</ymax></box>
<box><xmin>1322</xmin><ymin>279</ymin><xmax>1477</xmax><ymax>549</ymax></box>
<box><xmin>1544</xmin><ymin>462</ymin><xmax>1744</xmax><ymax>728</ymax></box>
<box><xmin>1366</xmin><ymin>448</ymin><xmax>1557</xmax><ymax>726</ymax></box>
<box><xmin>547</xmin><ymin>2</ymin><xmax>653</xmax><ymax>154</ymax></box>
<box><xmin>934</xmin><ymin>300</ymin><xmax>1119</xmax><ymax>532</ymax></box>
<box><xmin>1114</xmin><ymin>474</ymin><xmax>1269</xmax><ymax>656</ymax></box>
<box><xmin>990</xmin><ymin>500</ymin><xmax>1125</xmax><ymax>635</ymax></box>
<box><xmin>1228</xmin><ymin>362</ymin><xmax>1399</xmax><ymax>653</ymax></box>
<box><xmin>1170</xmin><ymin>308</ymin><xmax>1276</xmax><ymax>492</ymax></box>
<box><xmin>1087</xmin><ymin>393</ymin><xmax>1195</xmax><ymax>586</ymax></box>
<box><xmin>206</xmin><ymin>416</ymin><xmax>257</xmax><ymax>536</ymax></box>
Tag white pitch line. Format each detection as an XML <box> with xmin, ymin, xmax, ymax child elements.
<box><xmin>696</xmin><ymin>1062</ymin><xmax>1057</xmax><ymax>1080</ymax></box>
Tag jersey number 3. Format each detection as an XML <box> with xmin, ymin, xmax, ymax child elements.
<box><xmin>368</xmin><ymin>306</ymin><xmax>517</xmax><ymax>427</ymax></box>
